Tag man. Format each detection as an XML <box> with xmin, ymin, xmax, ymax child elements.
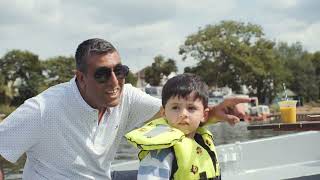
<box><xmin>0</xmin><ymin>166</ymin><xmax>3</xmax><ymax>180</ymax></box>
<box><xmin>0</xmin><ymin>38</ymin><xmax>250</xmax><ymax>179</ymax></box>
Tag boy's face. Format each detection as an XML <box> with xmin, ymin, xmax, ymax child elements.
<box><xmin>163</xmin><ymin>92</ymin><xmax>209</xmax><ymax>138</ymax></box>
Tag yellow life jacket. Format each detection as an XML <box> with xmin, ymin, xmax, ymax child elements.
<box><xmin>125</xmin><ymin>118</ymin><xmax>221</xmax><ymax>180</ymax></box>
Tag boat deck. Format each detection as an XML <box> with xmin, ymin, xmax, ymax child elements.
<box><xmin>112</xmin><ymin>131</ymin><xmax>320</xmax><ymax>180</ymax></box>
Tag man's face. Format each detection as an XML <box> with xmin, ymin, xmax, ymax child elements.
<box><xmin>163</xmin><ymin>93</ymin><xmax>208</xmax><ymax>138</ymax></box>
<box><xmin>77</xmin><ymin>52</ymin><xmax>125</xmax><ymax>109</ymax></box>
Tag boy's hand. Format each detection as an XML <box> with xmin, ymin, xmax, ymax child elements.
<box><xmin>209</xmin><ymin>97</ymin><xmax>252</xmax><ymax>126</ymax></box>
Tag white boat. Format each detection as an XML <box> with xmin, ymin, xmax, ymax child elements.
<box><xmin>111</xmin><ymin>131</ymin><xmax>320</xmax><ymax>179</ymax></box>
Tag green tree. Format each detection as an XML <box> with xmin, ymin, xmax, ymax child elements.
<box><xmin>275</xmin><ymin>42</ymin><xmax>318</xmax><ymax>102</ymax></box>
<box><xmin>180</xmin><ymin>20</ymin><xmax>287</xmax><ymax>103</ymax></box>
<box><xmin>311</xmin><ymin>51</ymin><xmax>320</xmax><ymax>100</ymax></box>
<box><xmin>0</xmin><ymin>50</ymin><xmax>44</xmax><ymax>106</ymax></box>
<box><xmin>125</xmin><ymin>71</ymin><xmax>138</xmax><ymax>86</ymax></box>
<box><xmin>0</xmin><ymin>68</ymin><xmax>9</xmax><ymax>104</ymax></box>
<box><xmin>144</xmin><ymin>55</ymin><xmax>177</xmax><ymax>86</ymax></box>
<box><xmin>244</xmin><ymin>39</ymin><xmax>290</xmax><ymax>103</ymax></box>
<box><xmin>184</xmin><ymin>60</ymin><xmax>220</xmax><ymax>87</ymax></box>
<box><xmin>41</xmin><ymin>56</ymin><xmax>76</xmax><ymax>87</ymax></box>
<box><xmin>162</xmin><ymin>59</ymin><xmax>177</xmax><ymax>76</ymax></box>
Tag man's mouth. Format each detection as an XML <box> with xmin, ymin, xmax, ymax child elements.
<box><xmin>106</xmin><ymin>88</ymin><xmax>120</xmax><ymax>96</ymax></box>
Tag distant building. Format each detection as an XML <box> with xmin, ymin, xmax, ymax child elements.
<box><xmin>144</xmin><ymin>85</ymin><xmax>162</xmax><ymax>99</ymax></box>
<box><xmin>135</xmin><ymin>67</ymin><xmax>177</xmax><ymax>88</ymax></box>
<box><xmin>208</xmin><ymin>87</ymin><xmax>233</xmax><ymax>105</ymax></box>
<box><xmin>135</xmin><ymin>67</ymin><xmax>147</xmax><ymax>88</ymax></box>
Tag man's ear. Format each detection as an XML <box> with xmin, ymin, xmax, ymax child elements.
<box><xmin>76</xmin><ymin>70</ymin><xmax>84</xmax><ymax>83</ymax></box>
<box><xmin>201</xmin><ymin>107</ymin><xmax>210</xmax><ymax>123</ymax></box>
<box><xmin>76</xmin><ymin>70</ymin><xmax>87</xmax><ymax>91</ymax></box>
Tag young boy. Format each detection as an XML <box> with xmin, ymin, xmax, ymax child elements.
<box><xmin>125</xmin><ymin>73</ymin><xmax>221</xmax><ymax>180</ymax></box>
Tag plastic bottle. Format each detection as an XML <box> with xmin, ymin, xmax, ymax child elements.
<box><xmin>235</xmin><ymin>141</ymin><xmax>243</xmax><ymax>174</ymax></box>
<box><xmin>227</xmin><ymin>146</ymin><xmax>237</xmax><ymax>175</ymax></box>
<box><xmin>218</xmin><ymin>148</ymin><xmax>227</xmax><ymax>173</ymax></box>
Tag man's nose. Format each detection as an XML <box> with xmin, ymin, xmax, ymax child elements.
<box><xmin>108</xmin><ymin>71</ymin><xmax>119</xmax><ymax>84</ymax></box>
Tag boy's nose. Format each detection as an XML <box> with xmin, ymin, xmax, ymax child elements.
<box><xmin>179</xmin><ymin>109</ymin><xmax>189</xmax><ymax>118</ymax></box>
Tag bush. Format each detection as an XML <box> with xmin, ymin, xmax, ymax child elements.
<box><xmin>0</xmin><ymin>104</ymin><xmax>16</xmax><ymax>119</ymax></box>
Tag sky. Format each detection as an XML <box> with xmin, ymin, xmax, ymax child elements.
<box><xmin>0</xmin><ymin>0</ymin><xmax>319</xmax><ymax>73</ymax></box>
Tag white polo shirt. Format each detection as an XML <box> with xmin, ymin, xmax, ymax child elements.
<box><xmin>0</xmin><ymin>77</ymin><xmax>161</xmax><ymax>179</ymax></box>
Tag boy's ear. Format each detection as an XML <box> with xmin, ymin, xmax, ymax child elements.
<box><xmin>160</xmin><ymin>107</ymin><xmax>165</xmax><ymax>117</ymax></box>
<box><xmin>201</xmin><ymin>108</ymin><xmax>210</xmax><ymax>123</ymax></box>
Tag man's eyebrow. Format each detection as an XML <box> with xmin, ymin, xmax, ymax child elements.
<box><xmin>95</xmin><ymin>63</ymin><xmax>122</xmax><ymax>69</ymax></box>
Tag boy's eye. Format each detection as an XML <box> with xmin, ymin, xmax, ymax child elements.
<box><xmin>188</xmin><ymin>106</ymin><xmax>197</xmax><ymax>111</ymax></box>
<box><xmin>171</xmin><ymin>106</ymin><xmax>179</xmax><ymax>110</ymax></box>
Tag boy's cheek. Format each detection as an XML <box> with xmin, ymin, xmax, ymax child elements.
<box><xmin>167</xmin><ymin>120</ymin><xmax>176</xmax><ymax>127</ymax></box>
<box><xmin>199</xmin><ymin>118</ymin><xmax>208</xmax><ymax>126</ymax></box>
<box><xmin>201</xmin><ymin>117</ymin><xmax>209</xmax><ymax>123</ymax></box>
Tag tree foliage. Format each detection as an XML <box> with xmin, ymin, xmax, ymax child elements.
<box><xmin>0</xmin><ymin>68</ymin><xmax>8</xmax><ymax>104</ymax></box>
<box><xmin>41</xmin><ymin>56</ymin><xmax>76</xmax><ymax>87</ymax></box>
<box><xmin>275</xmin><ymin>42</ymin><xmax>319</xmax><ymax>101</ymax></box>
<box><xmin>0</xmin><ymin>50</ymin><xmax>44</xmax><ymax>105</ymax></box>
<box><xmin>144</xmin><ymin>55</ymin><xmax>177</xmax><ymax>86</ymax></box>
<box><xmin>180</xmin><ymin>20</ymin><xmax>288</xmax><ymax>103</ymax></box>
<box><xmin>311</xmin><ymin>51</ymin><xmax>320</xmax><ymax>100</ymax></box>
<box><xmin>125</xmin><ymin>71</ymin><xmax>138</xmax><ymax>86</ymax></box>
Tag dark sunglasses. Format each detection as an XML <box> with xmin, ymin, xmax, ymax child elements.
<box><xmin>94</xmin><ymin>64</ymin><xmax>129</xmax><ymax>83</ymax></box>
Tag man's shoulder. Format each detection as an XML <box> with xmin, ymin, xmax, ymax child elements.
<box><xmin>123</xmin><ymin>83</ymin><xmax>136</xmax><ymax>91</ymax></box>
<box><xmin>123</xmin><ymin>84</ymin><xmax>144</xmax><ymax>96</ymax></box>
<box><xmin>35</xmin><ymin>80</ymin><xmax>73</xmax><ymax>102</ymax></box>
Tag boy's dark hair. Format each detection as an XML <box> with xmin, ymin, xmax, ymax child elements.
<box><xmin>75</xmin><ymin>38</ymin><xmax>117</xmax><ymax>74</ymax></box>
<box><xmin>161</xmin><ymin>73</ymin><xmax>209</xmax><ymax>108</ymax></box>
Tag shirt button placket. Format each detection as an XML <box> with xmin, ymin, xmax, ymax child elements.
<box><xmin>91</xmin><ymin>110</ymin><xmax>99</xmax><ymax>141</ymax></box>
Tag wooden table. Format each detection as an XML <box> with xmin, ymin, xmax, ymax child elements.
<box><xmin>247</xmin><ymin>121</ymin><xmax>320</xmax><ymax>131</ymax></box>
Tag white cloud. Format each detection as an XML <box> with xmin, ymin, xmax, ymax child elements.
<box><xmin>276</xmin><ymin>22</ymin><xmax>320</xmax><ymax>52</ymax></box>
<box><xmin>261</xmin><ymin>0</ymin><xmax>298</xmax><ymax>10</ymax></box>
<box><xmin>264</xmin><ymin>18</ymin><xmax>308</xmax><ymax>39</ymax></box>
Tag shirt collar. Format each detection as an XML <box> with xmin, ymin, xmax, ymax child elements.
<box><xmin>70</xmin><ymin>77</ymin><xmax>121</xmax><ymax>114</ymax></box>
<box><xmin>71</xmin><ymin>76</ymin><xmax>97</xmax><ymax>113</ymax></box>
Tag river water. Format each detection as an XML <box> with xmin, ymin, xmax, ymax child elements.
<box><xmin>1</xmin><ymin>119</ymin><xmax>295</xmax><ymax>179</ymax></box>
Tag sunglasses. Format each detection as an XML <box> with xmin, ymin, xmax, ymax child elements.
<box><xmin>94</xmin><ymin>64</ymin><xmax>129</xmax><ymax>83</ymax></box>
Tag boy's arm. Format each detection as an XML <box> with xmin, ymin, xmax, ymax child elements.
<box><xmin>208</xmin><ymin>97</ymin><xmax>252</xmax><ymax>125</ymax></box>
<box><xmin>138</xmin><ymin>149</ymin><xmax>173</xmax><ymax>180</ymax></box>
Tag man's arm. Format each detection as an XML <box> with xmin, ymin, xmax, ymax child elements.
<box><xmin>208</xmin><ymin>97</ymin><xmax>252</xmax><ymax>125</ymax></box>
<box><xmin>125</xmin><ymin>85</ymin><xmax>163</xmax><ymax>130</ymax></box>
<box><xmin>0</xmin><ymin>160</ymin><xmax>4</xmax><ymax>180</ymax></box>
<box><xmin>147</xmin><ymin>107</ymin><xmax>163</xmax><ymax>122</ymax></box>
<box><xmin>148</xmin><ymin>97</ymin><xmax>252</xmax><ymax>126</ymax></box>
<box><xmin>0</xmin><ymin>98</ymin><xmax>42</xmax><ymax>163</ymax></box>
